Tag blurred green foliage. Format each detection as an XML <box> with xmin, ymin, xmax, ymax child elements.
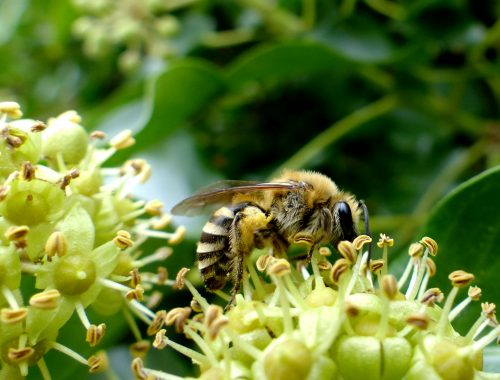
<box><xmin>1</xmin><ymin>0</ymin><xmax>500</xmax><ymax>378</ymax></box>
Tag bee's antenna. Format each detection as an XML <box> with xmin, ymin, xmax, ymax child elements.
<box><xmin>359</xmin><ymin>200</ymin><xmax>372</xmax><ymax>264</ymax></box>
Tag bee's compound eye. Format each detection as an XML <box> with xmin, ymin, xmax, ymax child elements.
<box><xmin>336</xmin><ymin>202</ymin><xmax>357</xmax><ymax>241</ymax></box>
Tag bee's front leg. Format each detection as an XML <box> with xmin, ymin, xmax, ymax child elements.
<box><xmin>254</xmin><ymin>227</ymin><xmax>288</xmax><ymax>255</ymax></box>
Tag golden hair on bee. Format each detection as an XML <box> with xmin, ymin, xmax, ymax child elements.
<box><xmin>171</xmin><ymin>169</ymin><xmax>364</xmax><ymax>304</ymax></box>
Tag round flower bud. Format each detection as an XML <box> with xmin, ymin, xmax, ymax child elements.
<box><xmin>382</xmin><ymin>337</ymin><xmax>413</xmax><ymax>379</ymax></box>
<box><xmin>8</xmin><ymin>120</ymin><xmax>43</xmax><ymax>165</ymax></box>
<box><xmin>71</xmin><ymin>168</ymin><xmax>102</xmax><ymax>196</ymax></box>
<box><xmin>91</xmin><ymin>287</ymin><xmax>124</xmax><ymax>316</ymax></box>
<box><xmin>155</xmin><ymin>16</ymin><xmax>179</xmax><ymax>36</ymax></box>
<box><xmin>53</xmin><ymin>255</ymin><xmax>97</xmax><ymax>295</ymax></box>
<box><xmin>228</xmin><ymin>301</ymin><xmax>283</xmax><ymax>337</ymax></box>
<box><xmin>305</xmin><ymin>286</ymin><xmax>338</xmax><ymax>307</ymax></box>
<box><xmin>429</xmin><ymin>338</ymin><xmax>474</xmax><ymax>380</ymax></box>
<box><xmin>112</xmin><ymin>252</ymin><xmax>135</xmax><ymax>277</ymax></box>
<box><xmin>263</xmin><ymin>338</ymin><xmax>312</xmax><ymax>380</ymax></box>
<box><xmin>231</xmin><ymin>328</ymin><xmax>272</xmax><ymax>366</ymax></box>
<box><xmin>333</xmin><ymin>336</ymin><xmax>381</xmax><ymax>380</ymax></box>
<box><xmin>198</xmin><ymin>367</ymin><xmax>225</xmax><ymax>380</ymax></box>
<box><xmin>42</xmin><ymin>116</ymin><xmax>88</xmax><ymax>164</ymax></box>
<box><xmin>334</xmin><ymin>336</ymin><xmax>412</xmax><ymax>379</ymax></box>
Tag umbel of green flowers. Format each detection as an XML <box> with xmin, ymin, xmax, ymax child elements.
<box><xmin>72</xmin><ymin>0</ymin><xmax>190</xmax><ymax>71</ymax></box>
<box><xmin>135</xmin><ymin>233</ymin><xmax>500</xmax><ymax>380</ymax></box>
<box><xmin>0</xmin><ymin>102</ymin><xmax>183</xmax><ymax>379</ymax></box>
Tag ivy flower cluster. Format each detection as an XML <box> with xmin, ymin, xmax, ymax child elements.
<box><xmin>0</xmin><ymin>102</ymin><xmax>183</xmax><ymax>379</ymax></box>
<box><xmin>135</xmin><ymin>234</ymin><xmax>500</xmax><ymax>380</ymax></box>
<box><xmin>72</xmin><ymin>0</ymin><xmax>195</xmax><ymax>71</ymax></box>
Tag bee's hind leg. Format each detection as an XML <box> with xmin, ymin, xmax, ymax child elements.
<box><xmin>225</xmin><ymin>254</ymin><xmax>244</xmax><ymax>310</ymax></box>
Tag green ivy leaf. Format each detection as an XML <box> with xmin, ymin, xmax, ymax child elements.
<box><xmin>132</xmin><ymin>60</ymin><xmax>225</xmax><ymax>152</ymax></box>
<box><xmin>421</xmin><ymin>165</ymin><xmax>500</xmax><ymax>332</ymax></box>
<box><xmin>226</xmin><ymin>41</ymin><xmax>350</xmax><ymax>90</ymax></box>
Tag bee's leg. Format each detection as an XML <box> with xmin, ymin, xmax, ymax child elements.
<box><xmin>253</xmin><ymin>227</ymin><xmax>273</xmax><ymax>249</ymax></box>
<box><xmin>305</xmin><ymin>244</ymin><xmax>317</xmax><ymax>262</ymax></box>
<box><xmin>254</xmin><ymin>227</ymin><xmax>289</xmax><ymax>258</ymax></box>
<box><xmin>226</xmin><ymin>205</ymin><xmax>269</xmax><ymax>309</ymax></box>
<box><xmin>226</xmin><ymin>254</ymin><xmax>244</xmax><ymax>310</ymax></box>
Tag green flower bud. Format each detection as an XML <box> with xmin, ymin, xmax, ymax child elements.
<box><xmin>429</xmin><ymin>338</ymin><xmax>474</xmax><ymax>380</ymax></box>
<box><xmin>42</xmin><ymin>116</ymin><xmax>88</xmax><ymax>164</ymax></box>
<box><xmin>389</xmin><ymin>300</ymin><xmax>442</xmax><ymax>332</ymax></box>
<box><xmin>0</xmin><ymin>178</ymin><xmax>65</xmax><ymax>226</ymax></box>
<box><xmin>382</xmin><ymin>337</ymin><xmax>412</xmax><ymax>380</ymax></box>
<box><xmin>228</xmin><ymin>301</ymin><xmax>283</xmax><ymax>337</ymax></box>
<box><xmin>112</xmin><ymin>19</ymin><xmax>141</xmax><ymax>41</ymax></box>
<box><xmin>307</xmin><ymin>355</ymin><xmax>338</xmax><ymax>380</ymax></box>
<box><xmin>71</xmin><ymin>168</ymin><xmax>102</xmax><ymax>196</ymax></box>
<box><xmin>9</xmin><ymin>120</ymin><xmax>42</xmax><ymax>165</ymax></box>
<box><xmin>91</xmin><ymin>287</ymin><xmax>124</xmax><ymax>316</ymax></box>
<box><xmin>94</xmin><ymin>197</ymin><xmax>138</xmax><ymax>245</ymax></box>
<box><xmin>262</xmin><ymin>338</ymin><xmax>312</xmax><ymax>380</ymax></box>
<box><xmin>333</xmin><ymin>336</ymin><xmax>381</xmax><ymax>380</ymax></box>
<box><xmin>305</xmin><ymin>286</ymin><xmax>337</xmax><ymax>307</ymax></box>
<box><xmin>154</xmin><ymin>16</ymin><xmax>179</xmax><ymax>36</ymax></box>
<box><xmin>54</xmin><ymin>255</ymin><xmax>97</xmax><ymax>295</ymax></box>
<box><xmin>231</xmin><ymin>328</ymin><xmax>272</xmax><ymax>366</ymax></box>
<box><xmin>112</xmin><ymin>252</ymin><xmax>135</xmax><ymax>277</ymax></box>
<box><xmin>198</xmin><ymin>367</ymin><xmax>225</xmax><ymax>380</ymax></box>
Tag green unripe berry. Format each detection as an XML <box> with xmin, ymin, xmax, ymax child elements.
<box><xmin>54</xmin><ymin>255</ymin><xmax>97</xmax><ymax>295</ymax></box>
<box><xmin>263</xmin><ymin>339</ymin><xmax>312</xmax><ymax>380</ymax></box>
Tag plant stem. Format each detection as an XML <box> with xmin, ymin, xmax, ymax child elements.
<box><xmin>273</xmin><ymin>95</ymin><xmax>398</xmax><ymax>175</ymax></box>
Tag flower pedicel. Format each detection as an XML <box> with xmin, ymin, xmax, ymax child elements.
<box><xmin>140</xmin><ymin>235</ymin><xmax>500</xmax><ymax>380</ymax></box>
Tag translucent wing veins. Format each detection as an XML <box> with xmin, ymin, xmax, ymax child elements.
<box><xmin>171</xmin><ymin>180</ymin><xmax>307</xmax><ymax>216</ymax></box>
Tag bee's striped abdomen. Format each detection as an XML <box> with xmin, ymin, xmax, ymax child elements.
<box><xmin>197</xmin><ymin>206</ymin><xmax>235</xmax><ymax>291</ymax></box>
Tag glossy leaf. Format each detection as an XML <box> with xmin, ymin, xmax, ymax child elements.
<box><xmin>421</xmin><ymin>165</ymin><xmax>500</xmax><ymax>332</ymax></box>
<box><xmin>132</xmin><ymin>60</ymin><xmax>225</xmax><ymax>152</ymax></box>
<box><xmin>226</xmin><ymin>41</ymin><xmax>350</xmax><ymax>90</ymax></box>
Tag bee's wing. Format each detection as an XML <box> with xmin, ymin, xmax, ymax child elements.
<box><xmin>171</xmin><ymin>180</ymin><xmax>304</xmax><ymax>216</ymax></box>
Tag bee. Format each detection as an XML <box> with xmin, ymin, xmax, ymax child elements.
<box><xmin>171</xmin><ymin>169</ymin><xmax>365</xmax><ymax>300</ymax></box>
